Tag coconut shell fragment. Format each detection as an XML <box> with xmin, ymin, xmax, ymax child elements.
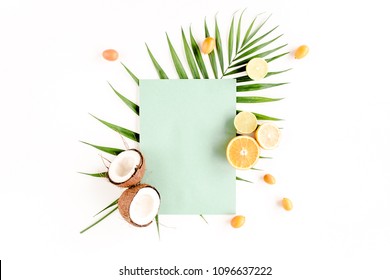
<box><xmin>108</xmin><ymin>149</ymin><xmax>146</xmax><ymax>188</ymax></box>
<box><xmin>118</xmin><ymin>184</ymin><xmax>161</xmax><ymax>227</ymax></box>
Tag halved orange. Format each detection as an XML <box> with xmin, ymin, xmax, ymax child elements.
<box><xmin>226</xmin><ymin>136</ymin><xmax>260</xmax><ymax>170</ymax></box>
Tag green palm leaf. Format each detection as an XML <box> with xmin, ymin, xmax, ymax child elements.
<box><xmin>80</xmin><ymin>206</ymin><xmax>118</xmax><ymax>234</ymax></box>
<box><xmin>215</xmin><ymin>16</ymin><xmax>224</xmax><ymax>74</ymax></box>
<box><xmin>80</xmin><ymin>141</ymin><xmax>124</xmax><ymax>155</ymax></box>
<box><xmin>108</xmin><ymin>82</ymin><xmax>139</xmax><ymax>115</ymax></box>
<box><xmin>90</xmin><ymin>114</ymin><xmax>139</xmax><ymax>142</ymax></box>
<box><xmin>235</xmin><ymin>34</ymin><xmax>283</xmax><ymax>61</ymax></box>
<box><xmin>252</xmin><ymin>112</ymin><xmax>282</xmax><ymax>121</ymax></box>
<box><xmin>243</xmin><ymin>14</ymin><xmax>271</xmax><ymax>48</ymax></box>
<box><xmin>190</xmin><ymin>28</ymin><xmax>209</xmax><ymax>79</ymax></box>
<box><xmin>78</xmin><ymin>171</ymin><xmax>108</xmax><ymax>178</ymax></box>
<box><xmin>237</xmin><ymin>110</ymin><xmax>282</xmax><ymax>121</ymax></box>
<box><xmin>166</xmin><ymin>33</ymin><xmax>188</xmax><ymax>79</ymax></box>
<box><xmin>237</xmin><ymin>83</ymin><xmax>288</xmax><ymax>92</ymax></box>
<box><xmin>241</xmin><ymin>13</ymin><xmax>263</xmax><ymax>48</ymax></box>
<box><xmin>120</xmin><ymin>62</ymin><xmax>139</xmax><ymax>86</ymax></box>
<box><xmin>204</xmin><ymin>19</ymin><xmax>218</xmax><ymax>78</ymax></box>
<box><xmin>236</xmin><ymin>96</ymin><xmax>283</xmax><ymax>103</ymax></box>
<box><xmin>155</xmin><ymin>215</ymin><xmax>160</xmax><ymax>240</ymax></box>
<box><xmin>145</xmin><ymin>44</ymin><xmax>169</xmax><ymax>79</ymax></box>
<box><xmin>181</xmin><ymin>28</ymin><xmax>201</xmax><ymax>79</ymax></box>
<box><xmin>236</xmin><ymin>69</ymin><xmax>291</xmax><ymax>83</ymax></box>
<box><xmin>229</xmin><ymin>44</ymin><xmax>288</xmax><ymax>69</ymax></box>
<box><xmin>200</xmin><ymin>214</ymin><xmax>208</xmax><ymax>224</ymax></box>
<box><xmin>239</xmin><ymin>25</ymin><xmax>279</xmax><ymax>53</ymax></box>
<box><xmin>94</xmin><ymin>199</ymin><xmax>119</xmax><ymax>217</ymax></box>
<box><xmin>235</xmin><ymin>9</ymin><xmax>245</xmax><ymax>54</ymax></box>
<box><xmin>236</xmin><ymin>176</ymin><xmax>253</xmax><ymax>183</ymax></box>
<box><xmin>228</xmin><ymin>15</ymin><xmax>235</xmax><ymax>63</ymax></box>
<box><xmin>265</xmin><ymin>51</ymin><xmax>290</xmax><ymax>63</ymax></box>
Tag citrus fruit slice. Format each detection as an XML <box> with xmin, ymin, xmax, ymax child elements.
<box><xmin>234</xmin><ymin>111</ymin><xmax>258</xmax><ymax>134</ymax></box>
<box><xmin>226</xmin><ymin>136</ymin><xmax>260</xmax><ymax>169</ymax></box>
<box><xmin>255</xmin><ymin>122</ymin><xmax>281</xmax><ymax>150</ymax></box>
<box><xmin>246</xmin><ymin>57</ymin><xmax>268</xmax><ymax>80</ymax></box>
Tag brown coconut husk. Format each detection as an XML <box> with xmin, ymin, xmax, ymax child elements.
<box><xmin>108</xmin><ymin>149</ymin><xmax>146</xmax><ymax>188</ymax></box>
<box><xmin>118</xmin><ymin>184</ymin><xmax>161</xmax><ymax>227</ymax></box>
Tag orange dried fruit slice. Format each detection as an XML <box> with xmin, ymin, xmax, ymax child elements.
<box><xmin>294</xmin><ymin>45</ymin><xmax>309</xmax><ymax>59</ymax></box>
<box><xmin>102</xmin><ymin>49</ymin><xmax>119</xmax><ymax>61</ymax></box>
<box><xmin>226</xmin><ymin>136</ymin><xmax>260</xmax><ymax>170</ymax></box>
<box><xmin>230</xmin><ymin>215</ymin><xmax>245</xmax><ymax>228</ymax></box>
<box><xmin>255</xmin><ymin>122</ymin><xmax>281</xmax><ymax>150</ymax></box>
<box><xmin>234</xmin><ymin>111</ymin><xmax>258</xmax><ymax>134</ymax></box>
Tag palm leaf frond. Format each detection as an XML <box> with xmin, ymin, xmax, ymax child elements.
<box><xmin>108</xmin><ymin>82</ymin><xmax>139</xmax><ymax>115</ymax></box>
<box><xmin>145</xmin><ymin>44</ymin><xmax>169</xmax><ymax>79</ymax></box>
<box><xmin>239</xmin><ymin>25</ymin><xmax>279</xmax><ymax>53</ymax></box>
<box><xmin>189</xmin><ymin>28</ymin><xmax>209</xmax><ymax>79</ymax></box>
<box><xmin>215</xmin><ymin>16</ymin><xmax>224</xmax><ymax>74</ymax></box>
<box><xmin>235</xmin><ymin>9</ymin><xmax>245</xmax><ymax>54</ymax></box>
<box><xmin>235</xmin><ymin>34</ymin><xmax>283</xmax><ymax>61</ymax></box>
<box><xmin>166</xmin><ymin>33</ymin><xmax>188</xmax><ymax>79</ymax></box>
<box><xmin>80</xmin><ymin>141</ymin><xmax>124</xmax><ymax>155</ymax></box>
<box><xmin>237</xmin><ymin>82</ymin><xmax>288</xmax><ymax>92</ymax></box>
<box><xmin>236</xmin><ymin>176</ymin><xmax>253</xmax><ymax>183</ymax></box>
<box><xmin>181</xmin><ymin>28</ymin><xmax>201</xmax><ymax>79</ymax></box>
<box><xmin>243</xmin><ymin>14</ymin><xmax>272</xmax><ymax>48</ymax></box>
<box><xmin>204</xmin><ymin>19</ymin><xmax>218</xmax><ymax>78</ymax></box>
<box><xmin>236</xmin><ymin>96</ymin><xmax>283</xmax><ymax>103</ymax></box>
<box><xmin>121</xmin><ymin>62</ymin><xmax>139</xmax><ymax>85</ymax></box>
<box><xmin>228</xmin><ymin>15</ymin><xmax>235</xmax><ymax>63</ymax></box>
<box><xmin>265</xmin><ymin>51</ymin><xmax>289</xmax><ymax>63</ymax></box>
<box><xmin>80</xmin><ymin>206</ymin><xmax>118</xmax><ymax>234</ymax></box>
<box><xmin>90</xmin><ymin>114</ymin><xmax>139</xmax><ymax>142</ymax></box>
<box><xmin>94</xmin><ymin>199</ymin><xmax>119</xmax><ymax>217</ymax></box>
<box><xmin>78</xmin><ymin>171</ymin><xmax>108</xmax><ymax>178</ymax></box>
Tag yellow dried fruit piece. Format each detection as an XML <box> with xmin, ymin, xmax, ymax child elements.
<box><xmin>246</xmin><ymin>57</ymin><xmax>268</xmax><ymax>80</ymax></box>
<box><xmin>102</xmin><ymin>49</ymin><xmax>119</xmax><ymax>61</ymax></box>
<box><xmin>234</xmin><ymin>111</ymin><xmax>258</xmax><ymax>134</ymax></box>
<box><xmin>282</xmin><ymin>198</ymin><xmax>293</xmax><ymax>211</ymax></box>
<box><xmin>230</xmin><ymin>215</ymin><xmax>245</xmax><ymax>228</ymax></box>
<box><xmin>294</xmin><ymin>45</ymin><xmax>309</xmax><ymax>59</ymax></box>
<box><xmin>226</xmin><ymin>136</ymin><xmax>260</xmax><ymax>170</ymax></box>
<box><xmin>255</xmin><ymin>122</ymin><xmax>281</xmax><ymax>150</ymax></box>
<box><xmin>201</xmin><ymin>37</ymin><xmax>215</xmax><ymax>54</ymax></box>
<box><xmin>263</xmin><ymin>174</ymin><xmax>276</xmax><ymax>185</ymax></box>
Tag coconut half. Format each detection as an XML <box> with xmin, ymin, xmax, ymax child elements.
<box><xmin>118</xmin><ymin>184</ymin><xmax>161</xmax><ymax>227</ymax></box>
<box><xmin>108</xmin><ymin>149</ymin><xmax>145</xmax><ymax>188</ymax></box>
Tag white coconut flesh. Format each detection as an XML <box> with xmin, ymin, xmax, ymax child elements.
<box><xmin>129</xmin><ymin>187</ymin><xmax>160</xmax><ymax>226</ymax></box>
<box><xmin>108</xmin><ymin>150</ymin><xmax>141</xmax><ymax>183</ymax></box>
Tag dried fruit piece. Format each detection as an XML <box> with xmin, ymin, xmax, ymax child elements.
<box><xmin>255</xmin><ymin>122</ymin><xmax>281</xmax><ymax>150</ymax></box>
<box><xmin>282</xmin><ymin>198</ymin><xmax>293</xmax><ymax>211</ymax></box>
<box><xmin>230</xmin><ymin>215</ymin><xmax>245</xmax><ymax>228</ymax></box>
<box><xmin>234</xmin><ymin>111</ymin><xmax>258</xmax><ymax>134</ymax></box>
<box><xmin>226</xmin><ymin>136</ymin><xmax>260</xmax><ymax>170</ymax></box>
<box><xmin>263</xmin><ymin>174</ymin><xmax>276</xmax><ymax>185</ymax></box>
<box><xmin>246</xmin><ymin>57</ymin><xmax>268</xmax><ymax>80</ymax></box>
<box><xmin>201</xmin><ymin>37</ymin><xmax>215</xmax><ymax>54</ymax></box>
<box><xmin>294</xmin><ymin>45</ymin><xmax>309</xmax><ymax>59</ymax></box>
<box><xmin>102</xmin><ymin>49</ymin><xmax>119</xmax><ymax>61</ymax></box>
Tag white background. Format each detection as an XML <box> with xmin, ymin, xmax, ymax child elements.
<box><xmin>1</xmin><ymin>0</ymin><xmax>389</xmax><ymax>279</ymax></box>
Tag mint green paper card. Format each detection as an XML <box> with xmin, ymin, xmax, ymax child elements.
<box><xmin>139</xmin><ymin>80</ymin><xmax>236</xmax><ymax>214</ymax></box>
